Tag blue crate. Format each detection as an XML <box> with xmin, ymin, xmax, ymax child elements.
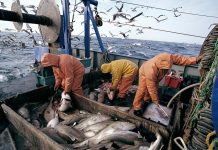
<box><xmin>79</xmin><ymin>58</ymin><xmax>91</xmax><ymax>68</ymax></box>
<box><xmin>36</xmin><ymin>74</ymin><xmax>55</xmax><ymax>86</ymax></box>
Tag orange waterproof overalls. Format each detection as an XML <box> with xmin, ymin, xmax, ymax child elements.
<box><xmin>41</xmin><ymin>53</ymin><xmax>85</xmax><ymax>95</ymax></box>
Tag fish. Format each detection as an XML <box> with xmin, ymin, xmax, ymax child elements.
<box><xmin>92</xmin><ymin>131</ymin><xmax>139</xmax><ymax>145</ymax></box>
<box><xmin>97</xmin><ymin>92</ymin><xmax>105</xmax><ymax>103</ymax></box>
<box><xmin>73</xmin><ymin>121</ymin><xmax>136</xmax><ymax>148</ymax></box>
<box><xmin>31</xmin><ymin>102</ymin><xmax>49</xmax><ymax>119</ymax></box>
<box><xmin>120</xmin><ymin>145</ymin><xmax>141</xmax><ymax>150</ymax></box>
<box><xmin>58</xmin><ymin>98</ymin><xmax>72</xmax><ymax>112</ymax></box>
<box><xmin>41</xmin><ymin>128</ymin><xmax>67</xmax><ymax>144</ymax></box>
<box><xmin>75</xmin><ymin>114</ymin><xmax>111</xmax><ymax>130</ymax></box>
<box><xmin>83</xmin><ymin>120</ymin><xmax>114</xmax><ymax>137</ymax></box>
<box><xmin>17</xmin><ymin>105</ymin><xmax>30</xmax><ymax>122</ymax></box>
<box><xmin>54</xmin><ymin>124</ymin><xmax>86</xmax><ymax>142</ymax></box>
<box><xmin>108</xmin><ymin>106</ymin><xmax>130</xmax><ymax>112</ymax></box>
<box><xmin>31</xmin><ymin>119</ymin><xmax>42</xmax><ymax>129</ymax></box>
<box><xmin>44</xmin><ymin>98</ymin><xmax>55</xmax><ymax>122</ymax></box>
<box><xmin>88</xmin><ymin>141</ymin><xmax>113</xmax><ymax>150</ymax></box>
<box><xmin>148</xmin><ymin>132</ymin><xmax>162</xmax><ymax>150</ymax></box>
<box><xmin>61</xmin><ymin>144</ymin><xmax>88</xmax><ymax>150</ymax></box>
<box><xmin>89</xmin><ymin>92</ymin><xmax>96</xmax><ymax>100</ymax></box>
<box><xmin>60</xmin><ymin>111</ymin><xmax>90</xmax><ymax>126</ymax></box>
<box><xmin>47</xmin><ymin>112</ymin><xmax>59</xmax><ymax>128</ymax></box>
<box><xmin>84</xmin><ymin>131</ymin><xmax>96</xmax><ymax>138</ymax></box>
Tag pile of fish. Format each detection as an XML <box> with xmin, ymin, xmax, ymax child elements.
<box><xmin>15</xmin><ymin>96</ymin><xmax>159</xmax><ymax>149</ymax></box>
<box><xmin>88</xmin><ymin>82</ymin><xmax>138</xmax><ymax>105</ymax></box>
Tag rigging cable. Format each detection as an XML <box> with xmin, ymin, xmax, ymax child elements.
<box><xmin>110</xmin><ymin>0</ymin><xmax>218</xmax><ymax>19</ymax></box>
<box><xmin>103</xmin><ymin>20</ymin><xmax>206</xmax><ymax>38</ymax></box>
<box><xmin>70</xmin><ymin>0</ymin><xmax>77</xmax><ymax>32</ymax></box>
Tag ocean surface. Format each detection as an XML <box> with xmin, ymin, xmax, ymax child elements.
<box><xmin>0</xmin><ymin>32</ymin><xmax>201</xmax><ymax>83</ymax></box>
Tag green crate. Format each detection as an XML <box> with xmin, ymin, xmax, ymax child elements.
<box><xmin>36</xmin><ymin>74</ymin><xmax>55</xmax><ymax>86</ymax></box>
<box><xmin>79</xmin><ymin>58</ymin><xmax>91</xmax><ymax>68</ymax></box>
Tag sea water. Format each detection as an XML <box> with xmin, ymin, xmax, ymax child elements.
<box><xmin>0</xmin><ymin>32</ymin><xmax>201</xmax><ymax>83</ymax></box>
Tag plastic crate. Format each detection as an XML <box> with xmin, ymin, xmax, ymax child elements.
<box><xmin>36</xmin><ymin>74</ymin><xmax>55</xmax><ymax>86</ymax></box>
<box><xmin>36</xmin><ymin>67</ymin><xmax>55</xmax><ymax>86</ymax></box>
<box><xmin>164</xmin><ymin>75</ymin><xmax>183</xmax><ymax>89</ymax></box>
<box><xmin>79</xmin><ymin>58</ymin><xmax>91</xmax><ymax>68</ymax></box>
<box><xmin>78</xmin><ymin>58</ymin><xmax>92</xmax><ymax>73</ymax></box>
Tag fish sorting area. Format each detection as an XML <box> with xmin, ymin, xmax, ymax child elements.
<box><xmin>0</xmin><ymin>86</ymin><xmax>168</xmax><ymax>150</ymax></box>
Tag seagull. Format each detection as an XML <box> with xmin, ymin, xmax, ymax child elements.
<box><xmin>0</xmin><ymin>1</ymin><xmax>6</xmax><ymax>8</ymax></box>
<box><xmin>131</xmin><ymin>7</ymin><xmax>139</xmax><ymax>12</ymax></box>
<box><xmin>173</xmin><ymin>7</ymin><xmax>182</xmax><ymax>17</ymax></box>
<box><xmin>106</xmin><ymin>42</ymin><xmax>115</xmax><ymax>52</ymax></box>
<box><xmin>71</xmin><ymin>36</ymin><xmax>80</xmax><ymax>41</ymax></box>
<box><xmin>25</xmin><ymin>5</ymin><xmax>35</xmax><ymax>9</ymax></box>
<box><xmin>106</xmin><ymin>7</ymin><xmax>113</xmax><ymax>12</ymax></box>
<box><xmin>101</xmin><ymin>34</ymin><xmax>107</xmax><ymax>37</ymax></box>
<box><xmin>21</xmin><ymin>5</ymin><xmax>29</xmax><ymax>13</ymax></box>
<box><xmin>109</xmin><ymin>31</ymin><xmax>118</xmax><ymax>37</ymax></box>
<box><xmin>21</xmin><ymin>29</ymin><xmax>31</xmax><ymax>36</ymax></box>
<box><xmin>153</xmin><ymin>15</ymin><xmax>168</xmax><ymax>23</ymax></box>
<box><xmin>115</xmin><ymin>3</ymin><xmax>124</xmax><ymax>12</ymax></box>
<box><xmin>4</xmin><ymin>28</ymin><xmax>15</xmax><ymax>32</ymax></box>
<box><xmin>128</xmin><ymin>12</ymin><xmax>143</xmax><ymax>22</ymax></box>
<box><xmin>98</xmin><ymin>11</ymin><xmax>107</xmax><ymax>15</ymax></box>
<box><xmin>75</xmin><ymin>7</ymin><xmax>84</xmax><ymax>15</ymax></box>
<box><xmin>7</xmin><ymin>36</ymin><xmax>15</xmax><ymax>42</ymax></box>
<box><xmin>136</xmin><ymin>28</ymin><xmax>143</xmax><ymax>34</ymax></box>
<box><xmin>26</xmin><ymin>24</ymin><xmax>33</xmax><ymax>33</ymax></box>
<box><xmin>119</xmin><ymin>30</ymin><xmax>131</xmax><ymax>39</ymax></box>
<box><xmin>113</xmin><ymin>12</ymin><xmax>130</xmax><ymax>21</ymax></box>
<box><xmin>31</xmin><ymin>9</ymin><xmax>37</xmax><ymax>14</ymax></box>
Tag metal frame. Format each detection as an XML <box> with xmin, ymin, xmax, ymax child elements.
<box><xmin>83</xmin><ymin>0</ymin><xmax>105</xmax><ymax>58</ymax></box>
<box><xmin>62</xmin><ymin>0</ymin><xmax>72</xmax><ymax>54</ymax></box>
<box><xmin>61</xmin><ymin>0</ymin><xmax>105</xmax><ymax>56</ymax></box>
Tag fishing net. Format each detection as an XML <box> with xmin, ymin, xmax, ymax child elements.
<box><xmin>182</xmin><ymin>24</ymin><xmax>218</xmax><ymax>145</ymax></box>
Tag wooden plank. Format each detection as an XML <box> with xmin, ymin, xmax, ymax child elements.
<box><xmin>72</xmin><ymin>93</ymin><xmax>170</xmax><ymax>139</ymax></box>
<box><xmin>1</xmin><ymin>104</ymin><xmax>65</xmax><ymax>150</ymax></box>
<box><xmin>0</xmin><ymin>128</ymin><xmax>16</xmax><ymax>150</ymax></box>
<box><xmin>4</xmin><ymin>86</ymin><xmax>51</xmax><ymax>110</ymax></box>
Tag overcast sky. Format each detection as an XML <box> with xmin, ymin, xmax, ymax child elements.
<box><xmin>0</xmin><ymin>0</ymin><xmax>218</xmax><ymax>44</ymax></box>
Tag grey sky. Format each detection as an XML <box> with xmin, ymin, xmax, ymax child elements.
<box><xmin>0</xmin><ymin>0</ymin><xmax>218</xmax><ymax>44</ymax></box>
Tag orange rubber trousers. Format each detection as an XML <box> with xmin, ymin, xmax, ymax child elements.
<box><xmin>133</xmin><ymin>75</ymin><xmax>151</xmax><ymax>110</ymax></box>
<box><xmin>71</xmin><ymin>68</ymin><xmax>84</xmax><ymax>96</ymax></box>
<box><xmin>118</xmin><ymin>70</ymin><xmax>137</xmax><ymax>98</ymax></box>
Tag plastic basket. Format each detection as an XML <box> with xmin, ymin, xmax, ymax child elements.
<box><xmin>79</xmin><ymin>58</ymin><xmax>92</xmax><ymax>68</ymax></box>
<box><xmin>36</xmin><ymin>74</ymin><xmax>55</xmax><ymax>86</ymax></box>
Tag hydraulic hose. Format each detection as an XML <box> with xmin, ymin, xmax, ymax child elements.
<box><xmin>167</xmin><ymin>83</ymin><xmax>201</xmax><ymax>108</ymax></box>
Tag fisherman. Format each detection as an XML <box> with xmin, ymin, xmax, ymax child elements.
<box><xmin>101</xmin><ymin>59</ymin><xmax>138</xmax><ymax>106</ymax></box>
<box><xmin>41</xmin><ymin>53</ymin><xmax>85</xmax><ymax>96</ymax></box>
<box><xmin>133</xmin><ymin>52</ymin><xmax>203</xmax><ymax>116</ymax></box>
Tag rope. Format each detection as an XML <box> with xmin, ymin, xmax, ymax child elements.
<box><xmin>199</xmin><ymin>40</ymin><xmax>218</xmax><ymax>100</ymax></box>
<box><xmin>110</xmin><ymin>0</ymin><xmax>218</xmax><ymax>19</ymax></box>
<box><xmin>206</xmin><ymin>131</ymin><xmax>216</xmax><ymax>147</ymax></box>
<box><xmin>103</xmin><ymin>20</ymin><xmax>206</xmax><ymax>38</ymax></box>
<box><xmin>185</xmin><ymin>39</ymin><xmax>218</xmax><ymax>133</ymax></box>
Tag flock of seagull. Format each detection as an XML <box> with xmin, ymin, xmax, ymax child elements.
<box><xmin>0</xmin><ymin>0</ymin><xmax>180</xmax><ymax>47</ymax></box>
<box><xmin>69</xmin><ymin>2</ymin><xmax>173</xmax><ymax>39</ymax></box>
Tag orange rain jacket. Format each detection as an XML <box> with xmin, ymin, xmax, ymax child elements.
<box><xmin>101</xmin><ymin>59</ymin><xmax>138</xmax><ymax>89</ymax></box>
<box><xmin>133</xmin><ymin>53</ymin><xmax>198</xmax><ymax>110</ymax></box>
<box><xmin>41</xmin><ymin>53</ymin><xmax>85</xmax><ymax>95</ymax></box>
